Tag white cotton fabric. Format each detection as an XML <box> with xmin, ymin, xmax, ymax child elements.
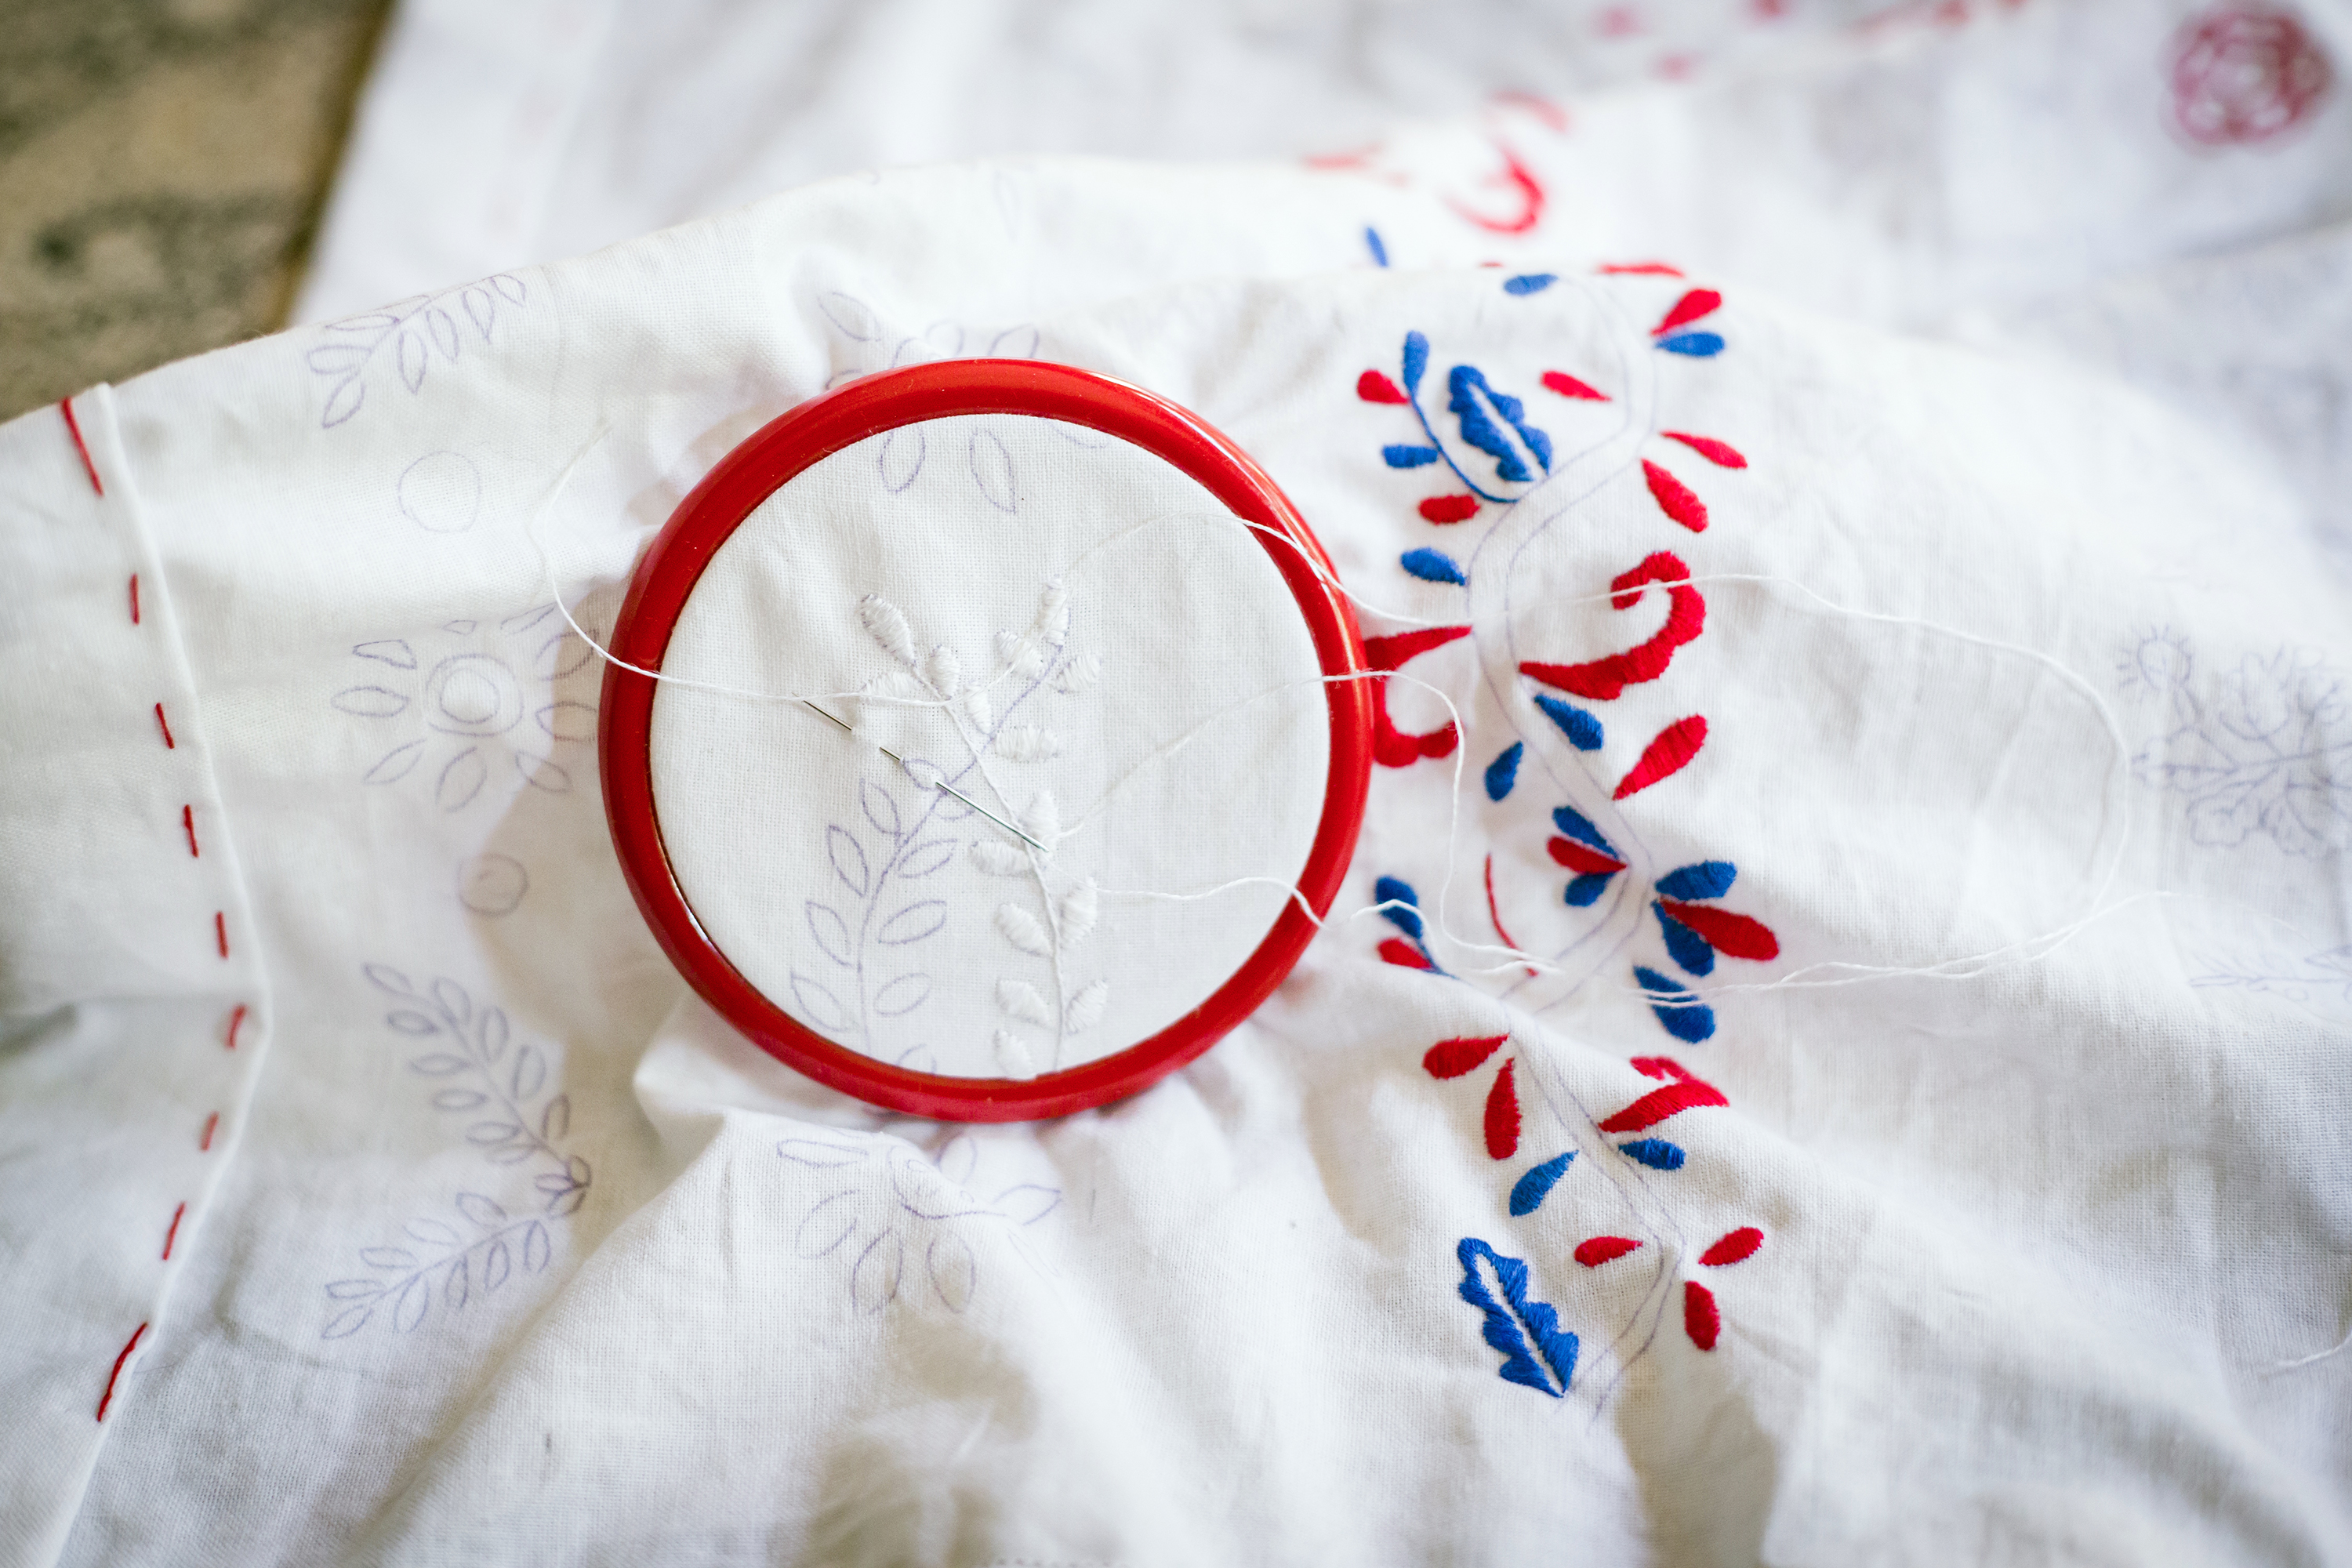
<box><xmin>651</xmin><ymin>413</ymin><xmax>1327</xmax><ymax>1076</ymax></box>
<box><xmin>0</xmin><ymin>3</ymin><xmax>2349</xmax><ymax>1566</ymax></box>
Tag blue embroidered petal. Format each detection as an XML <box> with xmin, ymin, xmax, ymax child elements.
<box><xmin>1657</xmin><ymin>861</ymin><xmax>1736</xmax><ymax>901</ymax></box>
<box><xmin>1384</xmin><ymin>444</ymin><xmax>1442</xmax><ymax>469</ymax></box>
<box><xmin>1484</xmin><ymin>742</ymin><xmax>1524</xmax><ymax>802</ymax></box>
<box><xmin>1503</xmin><ymin>273</ymin><xmax>1557</xmax><ymax>296</ymax></box>
<box><xmin>1618</xmin><ymin>1138</ymin><xmax>1686</xmax><ymax>1171</ymax></box>
<box><xmin>1366</xmin><ymin>227</ymin><xmax>1390</xmax><ymax>268</ymax></box>
<box><xmin>1402</xmin><ymin>331</ymin><xmax>1429</xmax><ymax>394</ymax></box>
<box><xmin>1534</xmin><ymin>693</ymin><xmax>1604</xmax><ymax>751</ymax></box>
<box><xmin>1565</xmin><ymin>873</ymin><xmax>1613</xmax><ymax>907</ymax></box>
<box><xmin>1400</xmin><ymin>548</ymin><xmax>1467</xmax><ymax>585</ymax></box>
<box><xmin>1456</xmin><ymin>1238</ymin><xmax>1579</xmax><ymax>1396</ymax></box>
<box><xmin>1653</xmin><ymin>903</ymin><xmax>1715</xmax><ymax>977</ymax></box>
<box><xmin>1508</xmin><ymin>1152</ymin><xmax>1575</xmax><ymax>1216</ymax></box>
<box><xmin>1374</xmin><ymin>875</ymin><xmax>1423</xmax><ymax>939</ymax></box>
<box><xmin>1633</xmin><ymin>964</ymin><xmax>1716</xmax><ymax>1044</ymax></box>
<box><xmin>1657</xmin><ymin>332</ymin><xmax>1726</xmax><ymax>358</ymax></box>
<box><xmin>1552</xmin><ymin>805</ymin><xmax>1615</xmax><ymax>855</ymax></box>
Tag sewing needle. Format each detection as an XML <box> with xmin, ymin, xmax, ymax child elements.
<box><xmin>800</xmin><ymin>700</ymin><xmax>1046</xmax><ymax>852</ymax></box>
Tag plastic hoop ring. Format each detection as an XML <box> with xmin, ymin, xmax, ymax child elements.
<box><xmin>601</xmin><ymin>359</ymin><xmax>1373</xmax><ymax>1121</ymax></box>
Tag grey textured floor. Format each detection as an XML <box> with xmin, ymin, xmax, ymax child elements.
<box><xmin>0</xmin><ymin>0</ymin><xmax>390</xmax><ymax>422</ymax></box>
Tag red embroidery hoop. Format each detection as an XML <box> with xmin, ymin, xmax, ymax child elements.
<box><xmin>601</xmin><ymin>360</ymin><xmax>1373</xmax><ymax>1122</ymax></box>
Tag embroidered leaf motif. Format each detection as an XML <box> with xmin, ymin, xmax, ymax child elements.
<box><xmin>960</xmin><ymin>687</ymin><xmax>993</xmax><ymax>731</ymax></box>
<box><xmin>1663</xmin><ymin>431</ymin><xmax>1747</xmax><ymax>468</ymax></box>
<box><xmin>1549</xmin><ymin>837</ymin><xmax>1624</xmax><ymax>876</ymax></box>
<box><xmin>993</xmin><ymin>1029</ymin><xmax>1038</xmax><ymax>1080</ymax></box>
<box><xmin>1521</xmin><ymin>552</ymin><xmax>1704</xmax><ymax>701</ymax></box>
<box><xmin>1508</xmin><ymin>1152</ymin><xmax>1574</xmax><ymax>1216</ymax></box>
<box><xmin>1063</xmin><ymin>979</ymin><xmax>1109</xmax><ymax>1033</ymax></box>
<box><xmin>1575</xmin><ymin>1236</ymin><xmax>1642</xmax><ymax>1266</ymax></box>
<box><xmin>1379</xmin><ymin>938</ymin><xmax>1436</xmax><ymax>971</ymax></box>
<box><xmin>1540</xmin><ymin>370</ymin><xmax>1609</xmax><ymax>401</ymax></box>
<box><xmin>1657</xmin><ymin>862</ymin><xmax>1736</xmax><ymax>901</ymax></box>
<box><xmin>1661</xmin><ymin>900</ymin><xmax>1780</xmax><ymax>962</ymax></box>
<box><xmin>1503</xmin><ymin>273</ymin><xmax>1556</xmax><ymax>295</ymax></box>
<box><xmin>1683</xmin><ymin>1279</ymin><xmax>1721</xmax><ymax>1350</ymax></box>
<box><xmin>1419</xmin><ymin>494</ymin><xmax>1479</xmax><ymax>523</ymax></box>
<box><xmin>1401</xmin><ymin>330</ymin><xmax>1429</xmax><ymax>394</ymax></box>
<box><xmin>1654</xmin><ymin>902</ymin><xmax>1716</xmax><ymax>976</ymax></box>
<box><xmin>1455</xmin><ymin>1238</ymin><xmax>1579</xmax><ymax>1397</ymax></box>
<box><xmin>1385</xmin><ymin>444</ymin><xmax>1442</xmax><ymax>469</ymax></box>
<box><xmin>996</xmin><ymin>724</ymin><xmax>1062</xmax><ymax>762</ymax></box>
<box><xmin>1357</xmin><ymin>369</ymin><xmax>1409</xmax><ymax>404</ymax></box>
<box><xmin>1566</xmin><ymin>873</ymin><xmax>1614</xmax><ymax>907</ymax></box>
<box><xmin>1653</xmin><ymin>289</ymin><xmax>1722</xmax><ymax>336</ymax></box>
<box><xmin>920</xmin><ymin>645</ymin><xmax>961</xmax><ymax>698</ymax></box>
<box><xmin>1423</xmin><ymin>1035</ymin><xmax>1506</xmax><ymax>1080</ymax></box>
<box><xmin>1022</xmin><ymin>792</ymin><xmax>1060</xmax><ymax>844</ymax></box>
<box><xmin>1399</xmin><ymin>548</ymin><xmax>1465</xmax><ymax>584</ymax></box>
<box><xmin>1641</xmin><ymin>459</ymin><xmax>1708</xmax><ymax>532</ymax></box>
<box><xmin>1484</xmin><ymin>1059</ymin><xmax>1523</xmax><ymax>1160</ymax></box>
<box><xmin>1447</xmin><ymin>365</ymin><xmax>1552</xmax><ymax>484</ymax></box>
<box><xmin>1657</xmin><ymin>332</ymin><xmax>1726</xmax><ymax>358</ymax></box>
<box><xmin>1051</xmin><ymin>652</ymin><xmax>1100</xmax><ymax>694</ymax></box>
<box><xmin>827</xmin><ymin>826</ymin><xmax>870</xmax><ymax>896</ymax></box>
<box><xmin>1485</xmin><ymin>742</ymin><xmax>1523</xmax><ymax>801</ymax></box>
<box><xmin>1700</xmin><ymin>1227</ymin><xmax>1763</xmax><ymax>1267</ymax></box>
<box><xmin>1618</xmin><ymin>1138</ymin><xmax>1686</xmax><ymax>1171</ymax></box>
<box><xmin>1059</xmin><ymin>879</ymin><xmax>1099</xmax><ymax>947</ymax></box>
<box><xmin>1534</xmin><ymin>693</ymin><xmax>1605</xmax><ymax>751</ymax></box>
<box><xmin>970</xmin><ymin>841</ymin><xmax>1029</xmax><ymax>876</ymax></box>
<box><xmin>1375</xmin><ymin>876</ymin><xmax>1425</xmax><ymax>940</ymax></box>
<box><xmin>1633</xmin><ymin>964</ymin><xmax>1715</xmax><ymax>1043</ymax></box>
<box><xmin>1599</xmin><ymin>1076</ymin><xmax>1728</xmax><ymax>1134</ymax></box>
<box><xmin>1616</xmin><ymin>717</ymin><xmax>1708</xmax><ymax>799</ymax></box>
<box><xmin>996</xmin><ymin>903</ymin><xmax>1052</xmax><ymax>956</ymax></box>
<box><xmin>858</xmin><ymin>594</ymin><xmax>916</xmax><ymax>666</ymax></box>
<box><xmin>996</xmin><ymin>979</ymin><xmax>1052</xmax><ymax>1026</ymax></box>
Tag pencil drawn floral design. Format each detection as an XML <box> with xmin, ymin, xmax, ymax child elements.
<box><xmin>2122</xmin><ymin>630</ymin><xmax>2352</xmax><ymax>856</ymax></box>
<box><xmin>309</xmin><ymin>274</ymin><xmax>528</xmax><ymax>428</ymax></box>
<box><xmin>779</xmin><ymin>1126</ymin><xmax>1061</xmax><ymax>1313</ymax></box>
<box><xmin>815</xmin><ymin>287</ymin><xmax>1039</xmax><ymax>390</ymax></box>
<box><xmin>321</xmin><ymin>967</ymin><xmax>592</xmax><ymax>1338</ymax></box>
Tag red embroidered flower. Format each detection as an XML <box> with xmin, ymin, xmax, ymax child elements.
<box><xmin>2170</xmin><ymin>4</ymin><xmax>2334</xmax><ymax>147</ymax></box>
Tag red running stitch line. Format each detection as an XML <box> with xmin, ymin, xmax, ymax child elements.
<box><xmin>214</xmin><ymin>912</ymin><xmax>229</xmax><ymax>959</ymax></box>
<box><xmin>182</xmin><ymin>804</ymin><xmax>199</xmax><ymax>858</ymax></box>
<box><xmin>96</xmin><ymin>1323</ymin><xmax>146</xmax><ymax>1421</ymax></box>
<box><xmin>59</xmin><ymin>399</ymin><xmax>104</xmax><ymax>496</ymax></box>
<box><xmin>199</xmin><ymin>1112</ymin><xmax>219</xmax><ymax>1151</ymax></box>
<box><xmin>224</xmin><ymin>1003</ymin><xmax>245</xmax><ymax>1050</ymax></box>
<box><xmin>162</xmin><ymin>1202</ymin><xmax>185</xmax><ymax>1261</ymax></box>
<box><xmin>154</xmin><ymin>702</ymin><xmax>176</xmax><ymax>749</ymax></box>
<box><xmin>1483</xmin><ymin>855</ymin><xmax>1537</xmax><ymax>976</ymax></box>
<box><xmin>129</xmin><ymin>575</ymin><xmax>140</xmax><ymax>625</ymax></box>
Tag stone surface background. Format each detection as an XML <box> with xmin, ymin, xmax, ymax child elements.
<box><xmin>0</xmin><ymin>0</ymin><xmax>390</xmax><ymax>421</ymax></box>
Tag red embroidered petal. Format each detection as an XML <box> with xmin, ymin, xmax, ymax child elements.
<box><xmin>1700</xmin><ymin>1227</ymin><xmax>1764</xmax><ymax>1267</ymax></box>
<box><xmin>1640</xmin><ymin>459</ymin><xmax>1708</xmax><ymax>532</ymax></box>
<box><xmin>1378</xmin><ymin>938</ymin><xmax>1434</xmax><ymax>971</ymax></box>
<box><xmin>1546</xmin><ymin>837</ymin><xmax>1626</xmax><ymax>876</ymax></box>
<box><xmin>1423</xmin><ymin>1034</ymin><xmax>1508</xmax><ymax>1080</ymax></box>
<box><xmin>1653</xmin><ymin>288</ymin><xmax>1722</xmax><ymax>336</ymax></box>
<box><xmin>1540</xmin><ymin>370</ymin><xmax>1610</xmax><ymax>401</ymax></box>
<box><xmin>1657</xmin><ymin>900</ymin><xmax>1780</xmax><ymax>961</ymax></box>
<box><xmin>1483</xmin><ymin>1058</ymin><xmax>1523</xmax><ymax>1159</ymax></box>
<box><xmin>1574</xmin><ymin>1236</ymin><xmax>1642</xmax><ymax>1266</ymax></box>
<box><xmin>1662</xmin><ymin>431</ymin><xmax>1748</xmax><ymax>469</ymax></box>
<box><xmin>1598</xmin><ymin>1077</ymin><xmax>1728</xmax><ymax>1134</ymax></box>
<box><xmin>1363</xmin><ymin>625</ymin><xmax>1472</xmax><ymax>673</ymax></box>
<box><xmin>1357</xmin><ymin>370</ymin><xmax>1410</xmax><ymax>404</ymax></box>
<box><xmin>1683</xmin><ymin>1280</ymin><xmax>1721</xmax><ymax>1350</ymax></box>
<box><xmin>1598</xmin><ymin>261</ymin><xmax>1684</xmax><ymax>277</ymax></box>
<box><xmin>1614</xmin><ymin>716</ymin><xmax>1707</xmax><ymax>800</ymax></box>
<box><xmin>1628</xmin><ymin>1055</ymin><xmax>1692</xmax><ymax>1083</ymax></box>
<box><xmin>1417</xmin><ymin>494</ymin><xmax>1480</xmax><ymax>524</ymax></box>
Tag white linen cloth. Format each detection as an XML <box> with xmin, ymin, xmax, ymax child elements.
<box><xmin>2</xmin><ymin>3</ymin><xmax>2350</xmax><ymax>1565</ymax></box>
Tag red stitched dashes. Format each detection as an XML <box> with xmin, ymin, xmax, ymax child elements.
<box><xmin>162</xmin><ymin>1202</ymin><xmax>186</xmax><ymax>1261</ymax></box>
<box><xmin>1662</xmin><ymin>432</ymin><xmax>1747</xmax><ymax>469</ymax></box>
<box><xmin>224</xmin><ymin>1003</ymin><xmax>246</xmax><ymax>1051</ymax></box>
<box><xmin>199</xmin><ymin>1112</ymin><xmax>219</xmax><ymax>1152</ymax></box>
<box><xmin>60</xmin><ymin>398</ymin><xmax>103</xmax><ymax>496</ymax></box>
<box><xmin>214</xmin><ymin>912</ymin><xmax>229</xmax><ymax>959</ymax></box>
<box><xmin>129</xmin><ymin>575</ymin><xmax>141</xmax><ymax>625</ymax></box>
<box><xmin>154</xmin><ymin>702</ymin><xmax>176</xmax><ymax>750</ymax></box>
<box><xmin>1540</xmin><ymin>370</ymin><xmax>1609</xmax><ymax>401</ymax></box>
<box><xmin>182</xmin><ymin>804</ymin><xmax>199</xmax><ymax>858</ymax></box>
<box><xmin>96</xmin><ymin>1323</ymin><xmax>146</xmax><ymax>1421</ymax></box>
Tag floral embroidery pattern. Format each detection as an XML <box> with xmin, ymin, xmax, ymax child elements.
<box><xmin>321</xmin><ymin>967</ymin><xmax>591</xmax><ymax>1338</ymax></box>
<box><xmin>2169</xmin><ymin>2</ymin><xmax>2335</xmax><ymax>147</ymax></box>
<box><xmin>308</xmin><ymin>274</ymin><xmax>528</xmax><ymax>429</ymax></box>
<box><xmin>332</xmin><ymin>601</ymin><xmax>604</xmax><ymax>813</ymax></box>
<box><xmin>2123</xmin><ymin>630</ymin><xmax>2352</xmax><ymax>857</ymax></box>
<box><xmin>780</xmin><ymin>1127</ymin><xmax>1060</xmax><ymax>1313</ymax></box>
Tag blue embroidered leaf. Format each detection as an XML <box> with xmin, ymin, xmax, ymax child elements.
<box><xmin>1374</xmin><ymin>875</ymin><xmax>1423</xmax><ymax>939</ymax></box>
<box><xmin>1446</xmin><ymin>365</ymin><xmax>1552</xmax><ymax>483</ymax></box>
<box><xmin>1366</xmin><ymin>227</ymin><xmax>1389</xmax><ymax>267</ymax></box>
<box><xmin>1402</xmin><ymin>331</ymin><xmax>1428</xmax><ymax>394</ymax></box>
<box><xmin>1508</xmin><ymin>1152</ymin><xmax>1575</xmax><ymax>1216</ymax></box>
<box><xmin>1456</xmin><ymin>1238</ymin><xmax>1579</xmax><ymax>1397</ymax></box>
<box><xmin>1657</xmin><ymin>332</ymin><xmax>1726</xmax><ymax>358</ymax></box>
<box><xmin>1551</xmin><ymin>804</ymin><xmax>1614</xmax><ymax>854</ymax></box>
<box><xmin>1400</xmin><ymin>548</ymin><xmax>1466</xmax><ymax>584</ymax></box>
<box><xmin>1503</xmin><ymin>273</ymin><xmax>1557</xmax><ymax>296</ymax></box>
<box><xmin>1565</xmin><ymin>873</ymin><xmax>1613</xmax><ymax>907</ymax></box>
<box><xmin>1653</xmin><ymin>903</ymin><xmax>1716</xmax><ymax>977</ymax></box>
<box><xmin>1534</xmin><ymin>693</ymin><xmax>1604</xmax><ymax>751</ymax></box>
<box><xmin>1484</xmin><ymin>742</ymin><xmax>1524</xmax><ymax>802</ymax></box>
<box><xmin>1384</xmin><ymin>444</ymin><xmax>1442</xmax><ymax>469</ymax></box>
<box><xmin>1618</xmin><ymin>1138</ymin><xmax>1686</xmax><ymax>1171</ymax></box>
<box><xmin>1657</xmin><ymin>861</ymin><xmax>1736</xmax><ymax>901</ymax></box>
<box><xmin>1633</xmin><ymin>964</ymin><xmax>1715</xmax><ymax>1044</ymax></box>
